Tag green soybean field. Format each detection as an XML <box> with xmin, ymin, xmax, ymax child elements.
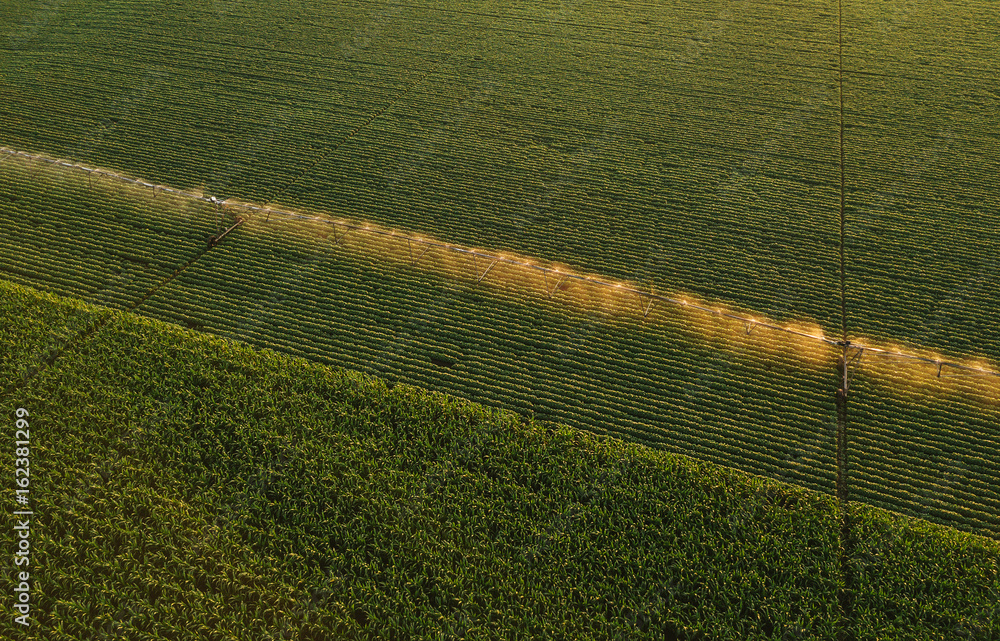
<box><xmin>1</xmin><ymin>0</ymin><xmax>999</xmax><ymax>638</ymax></box>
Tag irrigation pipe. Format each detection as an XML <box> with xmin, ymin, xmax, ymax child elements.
<box><xmin>3</xmin><ymin>146</ymin><xmax>998</xmax><ymax>382</ymax></box>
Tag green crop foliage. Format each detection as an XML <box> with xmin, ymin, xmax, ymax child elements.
<box><xmin>0</xmin><ymin>0</ymin><xmax>470</xmax><ymax>202</ymax></box>
<box><xmin>2</xmin><ymin>281</ymin><xmax>999</xmax><ymax>639</ymax></box>
<box><xmin>846</xmin><ymin>502</ymin><xmax>1000</xmax><ymax>640</ymax></box>
<box><xmin>0</xmin><ymin>279</ymin><xmax>112</xmax><ymax>387</ymax></box>
<box><xmin>1</xmin><ymin>0</ymin><xmax>843</xmax><ymax>335</ymax></box>
<box><xmin>848</xmin><ymin>363</ymin><xmax>1000</xmax><ymax>538</ymax></box>
<box><xmin>0</xmin><ymin>153</ymin><xmax>214</xmax><ymax>311</ymax></box>
<box><xmin>5</xmin><ymin>144</ymin><xmax>1000</xmax><ymax>540</ymax></box>
<box><xmin>0</xmin><ymin>153</ymin><xmax>843</xmax><ymax>500</ymax></box>
<box><xmin>1</xmin><ymin>280</ymin><xmax>843</xmax><ymax>639</ymax></box>
<box><xmin>843</xmin><ymin>0</ymin><xmax>1000</xmax><ymax>363</ymax></box>
<box><xmin>3</xmin><ymin>0</ymin><xmax>996</xmax><ymax>538</ymax></box>
<box><xmin>2</xmin><ymin>0</ymin><xmax>1000</xmax><ymax>635</ymax></box>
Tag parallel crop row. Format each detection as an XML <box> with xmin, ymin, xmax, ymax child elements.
<box><xmin>843</xmin><ymin>4</ymin><xmax>1000</xmax><ymax>363</ymax></box>
<box><xmin>0</xmin><ymin>155</ymin><xmax>213</xmax><ymax>311</ymax></box>
<box><xmin>2</xmin><ymin>0</ymin><xmax>997</xmax><ymax>544</ymax></box>
<box><xmin>5</xmin><ymin>129</ymin><xmax>998</xmax><ymax>537</ymax></box>
<box><xmin>849</xmin><ymin>361</ymin><xmax>1000</xmax><ymax>537</ymax></box>
<box><xmin>2</xmin><ymin>0</ymin><xmax>845</xmax><ymax>339</ymax></box>
<box><xmin>1</xmin><ymin>0</ymin><xmax>465</xmax><ymax>203</ymax></box>
<box><xmin>136</xmin><ymin>213</ymin><xmax>840</xmax><ymax>498</ymax></box>
<box><xmin>2</xmin><ymin>278</ymin><xmax>845</xmax><ymax>639</ymax></box>
<box><xmin>5</xmin><ymin>279</ymin><xmax>997</xmax><ymax>640</ymax></box>
<box><xmin>276</xmin><ymin>15</ymin><xmax>844</xmax><ymax>336</ymax></box>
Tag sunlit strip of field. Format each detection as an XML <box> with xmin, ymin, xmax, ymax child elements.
<box><xmin>3</xmin><ymin>142</ymin><xmax>997</xmax><ymax>535</ymax></box>
<box><xmin>5</xmin><ymin>145</ymin><xmax>998</xmax><ymax>404</ymax></box>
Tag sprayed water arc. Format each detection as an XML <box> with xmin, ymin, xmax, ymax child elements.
<box><xmin>3</xmin><ymin>145</ymin><xmax>998</xmax><ymax>393</ymax></box>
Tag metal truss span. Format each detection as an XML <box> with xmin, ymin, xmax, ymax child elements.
<box><xmin>3</xmin><ymin>145</ymin><xmax>998</xmax><ymax>386</ymax></box>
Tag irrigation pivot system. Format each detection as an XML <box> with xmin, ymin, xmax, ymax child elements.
<box><xmin>233</xmin><ymin>205</ymin><xmax>1000</xmax><ymax>385</ymax></box>
<box><xmin>4</xmin><ymin>145</ymin><xmax>998</xmax><ymax>387</ymax></box>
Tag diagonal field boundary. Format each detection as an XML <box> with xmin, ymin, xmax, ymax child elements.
<box><xmin>3</xmin><ymin>145</ymin><xmax>998</xmax><ymax>392</ymax></box>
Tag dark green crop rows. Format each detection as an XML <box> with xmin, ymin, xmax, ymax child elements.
<box><xmin>837</xmin><ymin>3</ymin><xmax>1000</xmax><ymax>542</ymax></box>
<box><xmin>141</xmin><ymin>209</ymin><xmax>844</xmax><ymax>497</ymax></box>
<box><xmin>1</xmin><ymin>0</ymin><xmax>998</xmax><ymax>590</ymax></box>
<box><xmin>4</xmin><ymin>0</ymin><xmax>995</xmax><ymax>360</ymax></box>
<box><xmin>846</xmin><ymin>502</ymin><xmax>999</xmax><ymax>640</ymax></box>
<box><xmin>0</xmin><ymin>279</ymin><xmax>843</xmax><ymax>639</ymax></box>
<box><xmin>2</xmin><ymin>280</ymin><xmax>998</xmax><ymax>639</ymax></box>
<box><xmin>0</xmin><ymin>153</ymin><xmax>213</xmax><ymax>311</ymax></box>
<box><xmin>1</xmin><ymin>0</ymin><xmax>466</xmax><ymax>204</ymax></box>
<box><xmin>6</xmin><ymin>149</ymin><xmax>1000</xmax><ymax>540</ymax></box>
<box><xmin>848</xmin><ymin>361</ymin><xmax>1000</xmax><ymax>538</ymax></box>
<box><xmin>0</xmin><ymin>148</ymin><xmax>843</xmax><ymax>499</ymax></box>
<box><xmin>1</xmin><ymin>0</ymin><xmax>843</xmax><ymax>336</ymax></box>
<box><xmin>275</xmin><ymin>0</ymin><xmax>844</xmax><ymax>336</ymax></box>
<box><xmin>843</xmin><ymin>0</ymin><xmax>1000</xmax><ymax>363</ymax></box>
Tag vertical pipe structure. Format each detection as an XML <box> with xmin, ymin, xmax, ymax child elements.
<box><xmin>835</xmin><ymin>0</ymin><xmax>855</xmax><ymax>637</ymax></box>
<box><xmin>837</xmin><ymin>346</ymin><xmax>854</xmax><ymax>641</ymax></box>
<box><xmin>836</xmin><ymin>350</ymin><xmax>849</xmax><ymax>504</ymax></box>
<box><xmin>836</xmin><ymin>0</ymin><xmax>849</xmax><ymax>514</ymax></box>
